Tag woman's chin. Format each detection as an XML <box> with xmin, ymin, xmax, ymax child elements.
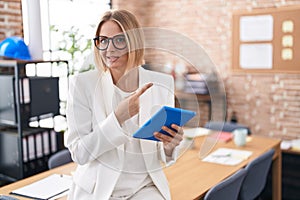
<box><xmin>107</xmin><ymin>63</ymin><xmax>122</xmax><ymax>69</ymax></box>
<box><xmin>105</xmin><ymin>61</ymin><xmax>115</xmax><ymax>67</ymax></box>
<box><xmin>106</xmin><ymin>61</ymin><xmax>126</xmax><ymax>69</ymax></box>
<box><xmin>107</xmin><ymin>63</ymin><xmax>118</xmax><ymax>68</ymax></box>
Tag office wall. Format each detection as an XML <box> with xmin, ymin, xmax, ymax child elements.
<box><xmin>0</xmin><ymin>0</ymin><xmax>23</xmax><ymax>41</ymax></box>
<box><xmin>113</xmin><ymin>0</ymin><xmax>300</xmax><ymax>139</ymax></box>
<box><xmin>1</xmin><ymin>0</ymin><xmax>300</xmax><ymax>139</ymax></box>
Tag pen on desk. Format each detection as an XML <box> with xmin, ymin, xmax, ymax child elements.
<box><xmin>212</xmin><ymin>154</ymin><xmax>231</xmax><ymax>158</ymax></box>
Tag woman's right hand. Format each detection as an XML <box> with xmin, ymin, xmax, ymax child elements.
<box><xmin>114</xmin><ymin>82</ymin><xmax>153</xmax><ymax>125</ymax></box>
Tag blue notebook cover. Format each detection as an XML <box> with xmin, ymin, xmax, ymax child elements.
<box><xmin>133</xmin><ymin>106</ymin><xmax>196</xmax><ymax>141</ymax></box>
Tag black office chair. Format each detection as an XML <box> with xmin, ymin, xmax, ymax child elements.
<box><xmin>238</xmin><ymin>149</ymin><xmax>275</xmax><ymax>200</ymax></box>
<box><xmin>48</xmin><ymin>149</ymin><xmax>72</xmax><ymax>169</ymax></box>
<box><xmin>204</xmin><ymin>168</ymin><xmax>247</xmax><ymax>200</ymax></box>
<box><xmin>204</xmin><ymin>121</ymin><xmax>251</xmax><ymax>135</ymax></box>
<box><xmin>0</xmin><ymin>195</ymin><xmax>18</xmax><ymax>200</ymax></box>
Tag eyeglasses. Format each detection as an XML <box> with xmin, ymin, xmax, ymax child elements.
<box><xmin>93</xmin><ymin>34</ymin><xmax>127</xmax><ymax>51</ymax></box>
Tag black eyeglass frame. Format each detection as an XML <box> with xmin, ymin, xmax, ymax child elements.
<box><xmin>93</xmin><ymin>34</ymin><xmax>127</xmax><ymax>51</ymax></box>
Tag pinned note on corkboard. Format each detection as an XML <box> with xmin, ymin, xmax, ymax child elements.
<box><xmin>232</xmin><ymin>5</ymin><xmax>300</xmax><ymax>73</ymax></box>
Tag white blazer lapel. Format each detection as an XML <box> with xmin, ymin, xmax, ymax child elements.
<box><xmin>100</xmin><ymin>70</ymin><xmax>125</xmax><ymax>165</ymax></box>
<box><xmin>138</xmin><ymin>67</ymin><xmax>161</xmax><ymax>171</ymax></box>
<box><xmin>138</xmin><ymin>67</ymin><xmax>154</xmax><ymax>125</ymax></box>
<box><xmin>101</xmin><ymin>70</ymin><xmax>115</xmax><ymax>116</ymax></box>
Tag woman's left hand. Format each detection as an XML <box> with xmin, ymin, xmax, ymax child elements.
<box><xmin>154</xmin><ymin>124</ymin><xmax>184</xmax><ymax>157</ymax></box>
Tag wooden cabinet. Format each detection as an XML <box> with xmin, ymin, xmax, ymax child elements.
<box><xmin>175</xmin><ymin>91</ymin><xmax>211</xmax><ymax>127</ymax></box>
<box><xmin>175</xmin><ymin>91</ymin><xmax>226</xmax><ymax>127</ymax></box>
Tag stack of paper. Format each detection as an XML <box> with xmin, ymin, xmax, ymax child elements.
<box><xmin>292</xmin><ymin>139</ymin><xmax>300</xmax><ymax>151</ymax></box>
<box><xmin>183</xmin><ymin>73</ymin><xmax>209</xmax><ymax>94</ymax></box>
<box><xmin>280</xmin><ymin>140</ymin><xmax>292</xmax><ymax>150</ymax></box>
<box><xmin>183</xmin><ymin>127</ymin><xmax>211</xmax><ymax>138</ymax></box>
<box><xmin>202</xmin><ymin>148</ymin><xmax>253</xmax><ymax>165</ymax></box>
<box><xmin>11</xmin><ymin>174</ymin><xmax>72</xmax><ymax>200</ymax></box>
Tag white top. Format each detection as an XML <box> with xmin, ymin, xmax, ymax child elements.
<box><xmin>111</xmin><ymin>85</ymin><xmax>153</xmax><ymax>198</ymax></box>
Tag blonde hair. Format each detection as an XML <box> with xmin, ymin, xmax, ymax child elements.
<box><xmin>94</xmin><ymin>9</ymin><xmax>145</xmax><ymax>71</ymax></box>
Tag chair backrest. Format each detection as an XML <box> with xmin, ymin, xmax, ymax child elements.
<box><xmin>48</xmin><ymin>149</ymin><xmax>72</xmax><ymax>169</ymax></box>
<box><xmin>204</xmin><ymin>168</ymin><xmax>247</xmax><ymax>200</ymax></box>
<box><xmin>239</xmin><ymin>149</ymin><xmax>275</xmax><ymax>200</ymax></box>
<box><xmin>0</xmin><ymin>195</ymin><xmax>19</xmax><ymax>200</ymax></box>
<box><xmin>204</xmin><ymin>121</ymin><xmax>251</xmax><ymax>135</ymax></box>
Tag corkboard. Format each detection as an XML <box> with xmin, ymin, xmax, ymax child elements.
<box><xmin>232</xmin><ymin>5</ymin><xmax>300</xmax><ymax>73</ymax></box>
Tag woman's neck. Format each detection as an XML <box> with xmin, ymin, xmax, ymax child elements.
<box><xmin>110</xmin><ymin>68</ymin><xmax>125</xmax><ymax>85</ymax></box>
<box><xmin>110</xmin><ymin>67</ymin><xmax>139</xmax><ymax>92</ymax></box>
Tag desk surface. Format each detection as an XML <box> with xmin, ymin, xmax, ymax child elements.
<box><xmin>0</xmin><ymin>135</ymin><xmax>281</xmax><ymax>200</ymax></box>
<box><xmin>165</xmin><ymin>135</ymin><xmax>281</xmax><ymax>200</ymax></box>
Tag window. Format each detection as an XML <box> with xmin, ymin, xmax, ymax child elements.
<box><xmin>39</xmin><ymin>0</ymin><xmax>111</xmax><ymax>71</ymax></box>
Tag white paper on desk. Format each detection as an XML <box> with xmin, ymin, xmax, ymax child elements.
<box><xmin>202</xmin><ymin>148</ymin><xmax>253</xmax><ymax>166</ymax></box>
<box><xmin>11</xmin><ymin>174</ymin><xmax>72</xmax><ymax>200</ymax></box>
<box><xmin>184</xmin><ymin>127</ymin><xmax>211</xmax><ymax>138</ymax></box>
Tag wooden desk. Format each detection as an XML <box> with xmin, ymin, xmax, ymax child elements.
<box><xmin>165</xmin><ymin>135</ymin><xmax>281</xmax><ymax>200</ymax></box>
<box><xmin>282</xmin><ymin>148</ymin><xmax>300</xmax><ymax>155</ymax></box>
<box><xmin>0</xmin><ymin>135</ymin><xmax>281</xmax><ymax>200</ymax></box>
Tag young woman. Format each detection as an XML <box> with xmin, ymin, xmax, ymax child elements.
<box><xmin>65</xmin><ymin>9</ymin><xmax>183</xmax><ymax>200</ymax></box>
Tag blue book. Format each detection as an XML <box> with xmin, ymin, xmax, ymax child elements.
<box><xmin>133</xmin><ymin>106</ymin><xmax>196</xmax><ymax>141</ymax></box>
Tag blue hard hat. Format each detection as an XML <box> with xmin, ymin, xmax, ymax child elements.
<box><xmin>0</xmin><ymin>36</ymin><xmax>32</xmax><ymax>60</ymax></box>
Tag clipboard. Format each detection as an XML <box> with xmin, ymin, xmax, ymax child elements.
<box><xmin>133</xmin><ymin>106</ymin><xmax>196</xmax><ymax>141</ymax></box>
<box><xmin>10</xmin><ymin>174</ymin><xmax>72</xmax><ymax>200</ymax></box>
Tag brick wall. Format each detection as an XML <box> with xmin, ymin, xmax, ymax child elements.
<box><xmin>113</xmin><ymin>0</ymin><xmax>300</xmax><ymax>139</ymax></box>
<box><xmin>0</xmin><ymin>0</ymin><xmax>23</xmax><ymax>41</ymax></box>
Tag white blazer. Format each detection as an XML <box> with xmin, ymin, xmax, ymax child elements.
<box><xmin>65</xmin><ymin>67</ymin><xmax>178</xmax><ymax>200</ymax></box>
